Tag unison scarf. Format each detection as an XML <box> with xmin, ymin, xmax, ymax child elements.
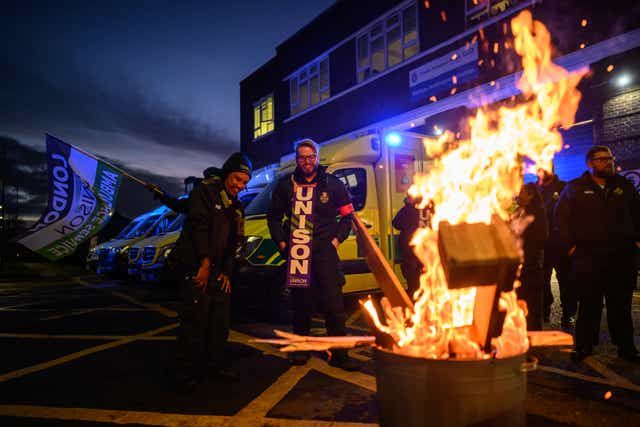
<box><xmin>286</xmin><ymin>176</ymin><xmax>316</xmax><ymax>288</ymax></box>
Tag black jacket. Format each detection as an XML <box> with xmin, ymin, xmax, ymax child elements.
<box><xmin>555</xmin><ymin>171</ymin><xmax>640</xmax><ymax>253</ymax></box>
<box><xmin>172</xmin><ymin>180</ymin><xmax>243</xmax><ymax>275</ymax></box>
<box><xmin>537</xmin><ymin>175</ymin><xmax>565</xmax><ymax>247</ymax></box>
<box><xmin>392</xmin><ymin>203</ymin><xmax>421</xmax><ymax>265</ymax></box>
<box><xmin>267</xmin><ymin>165</ymin><xmax>353</xmax><ymax>246</ymax></box>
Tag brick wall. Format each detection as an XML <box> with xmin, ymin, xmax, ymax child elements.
<box><xmin>596</xmin><ymin>88</ymin><xmax>640</xmax><ymax>170</ymax></box>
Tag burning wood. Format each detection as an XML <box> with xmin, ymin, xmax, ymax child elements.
<box><xmin>361</xmin><ymin>9</ymin><xmax>586</xmax><ymax>361</ymax></box>
<box><xmin>251</xmin><ymin>330</ymin><xmax>375</xmax><ymax>352</ymax></box>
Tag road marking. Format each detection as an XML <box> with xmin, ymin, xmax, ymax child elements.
<box><xmin>230</xmin><ymin>329</ymin><xmax>377</xmax><ymax>392</ymax></box>
<box><xmin>0</xmin><ymin>405</ymin><xmax>377</xmax><ymax>426</ymax></box>
<box><xmin>73</xmin><ymin>277</ymin><xmax>177</xmax><ymax>318</ymax></box>
<box><xmin>0</xmin><ymin>333</ymin><xmax>175</xmax><ymax>341</ymax></box>
<box><xmin>41</xmin><ymin>307</ymin><xmax>103</xmax><ymax>320</ymax></box>
<box><xmin>536</xmin><ymin>365</ymin><xmax>640</xmax><ymax>393</ymax></box>
<box><xmin>582</xmin><ymin>356</ymin><xmax>638</xmax><ymax>389</ymax></box>
<box><xmin>0</xmin><ymin>323</ymin><xmax>178</xmax><ymax>383</ymax></box>
<box><xmin>235</xmin><ymin>365</ymin><xmax>312</xmax><ymax>419</ymax></box>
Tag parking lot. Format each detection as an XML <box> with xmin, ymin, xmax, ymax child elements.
<box><xmin>0</xmin><ymin>274</ymin><xmax>639</xmax><ymax>426</ymax></box>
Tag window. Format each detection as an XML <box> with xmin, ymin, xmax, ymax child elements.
<box><xmin>356</xmin><ymin>4</ymin><xmax>419</xmax><ymax>83</ymax></box>
<box><xmin>333</xmin><ymin>168</ymin><xmax>367</xmax><ymax>211</ymax></box>
<box><xmin>290</xmin><ymin>57</ymin><xmax>330</xmax><ymax>115</ymax></box>
<box><xmin>253</xmin><ymin>94</ymin><xmax>274</xmax><ymax>140</ymax></box>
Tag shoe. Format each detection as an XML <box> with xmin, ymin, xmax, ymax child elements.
<box><xmin>570</xmin><ymin>349</ymin><xmax>592</xmax><ymax>363</ymax></box>
<box><xmin>329</xmin><ymin>354</ymin><xmax>361</xmax><ymax>371</ymax></box>
<box><xmin>288</xmin><ymin>351</ymin><xmax>310</xmax><ymax>365</ymax></box>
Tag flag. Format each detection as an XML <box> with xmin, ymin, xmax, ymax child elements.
<box><xmin>18</xmin><ymin>134</ymin><xmax>122</xmax><ymax>260</ymax></box>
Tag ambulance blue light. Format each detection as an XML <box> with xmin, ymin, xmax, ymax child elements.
<box><xmin>385</xmin><ymin>132</ymin><xmax>402</xmax><ymax>147</ymax></box>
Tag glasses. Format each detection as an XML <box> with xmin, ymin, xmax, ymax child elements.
<box><xmin>591</xmin><ymin>156</ymin><xmax>614</xmax><ymax>163</ymax></box>
<box><xmin>296</xmin><ymin>154</ymin><xmax>317</xmax><ymax>162</ymax></box>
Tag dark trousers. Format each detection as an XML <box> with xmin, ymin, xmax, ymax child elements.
<box><xmin>175</xmin><ymin>275</ymin><xmax>231</xmax><ymax>381</ymax></box>
<box><xmin>517</xmin><ymin>249</ymin><xmax>545</xmax><ymax>331</ymax></box>
<box><xmin>401</xmin><ymin>260</ymin><xmax>422</xmax><ymax>298</ymax></box>
<box><xmin>290</xmin><ymin>244</ymin><xmax>347</xmax><ymax>342</ymax></box>
<box><xmin>573</xmin><ymin>250</ymin><xmax>637</xmax><ymax>354</ymax></box>
<box><xmin>543</xmin><ymin>245</ymin><xmax>574</xmax><ymax>320</ymax></box>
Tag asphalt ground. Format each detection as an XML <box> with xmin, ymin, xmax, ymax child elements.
<box><xmin>0</xmin><ymin>275</ymin><xmax>638</xmax><ymax>426</ymax></box>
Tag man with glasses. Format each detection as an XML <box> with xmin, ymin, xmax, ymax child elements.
<box><xmin>555</xmin><ymin>146</ymin><xmax>640</xmax><ymax>363</ymax></box>
<box><xmin>267</xmin><ymin>139</ymin><xmax>360</xmax><ymax>371</ymax></box>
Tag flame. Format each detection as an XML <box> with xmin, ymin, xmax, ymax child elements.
<box><xmin>365</xmin><ymin>10</ymin><xmax>585</xmax><ymax>360</ymax></box>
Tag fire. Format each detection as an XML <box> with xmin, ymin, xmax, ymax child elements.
<box><xmin>364</xmin><ymin>10</ymin><xmax>585</xmax><ymax>359</ymax></box>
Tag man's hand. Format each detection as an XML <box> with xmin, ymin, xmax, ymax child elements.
<box><xmin>635</xmin><ymin>241</ymin><xmax>640</xmax><ymax>249</ymax></box>
<box><xmin>218</xmin><ymin>273</ymin><xmax>231</xmax><ymax>294</ymax></box>
<box><xmin>193</xmin><ymin>258</ymin><xmax>211</xmax><ymax>289</ymax></box>
<box><xmin>278</xmin><ymin>241</ymin><xmax>287</xmax><ymax>253</ymax></box>
<box><xmin>331</xmin><ymin>238</ymin><xmax>340</xmax><ymax>249</ymax></box>
<box><xmin>568</xmin><ymin>245</ymin><xmax>576</xmax><ymax>256</ymax></box>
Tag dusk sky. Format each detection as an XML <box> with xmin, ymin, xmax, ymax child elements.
<box><xmin>1</xmin><ymin>0</ymin><xmax>334</xmax><ymax>219</ymax></box>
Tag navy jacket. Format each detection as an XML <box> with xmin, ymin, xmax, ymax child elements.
<box><xmin>172</xmin><ymin>180</ymin><xmax>243</xmax><ymax>275</ymax></box>
<box><xmin>537</xmin><ymin>175</ymin><xmax>566</xmax><ymax>247</ymax></box>
<box><xmin>267</xmin><ymin>165</ymin><xmax>353</xmax><ymax>246</ymax></box>
<box><xmin>554</xmin><ymin>171</ymin><xmax>640</xmax><ymax>253</ymax></box>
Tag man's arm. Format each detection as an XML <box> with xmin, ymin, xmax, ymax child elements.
<box><xmin>159</xmin><ymin>194</ymin><xmax>189</xmax><ymax>214</ymax></box>
<box><xmin>267</xmin><ymin>180</ymin><xmax>288</xmax><ymax>247</ymax></box>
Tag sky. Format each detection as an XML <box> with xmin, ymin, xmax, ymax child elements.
<box><xmin>0</xmin><ymin>0</ymin><xmax>335</xmax><ymax>220</ymax></box>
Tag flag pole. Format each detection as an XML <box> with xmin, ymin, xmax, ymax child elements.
<box><xmin>45</xmin><ymin>133</ymin><xmax>153</xmax><ymax>189</ymax></box>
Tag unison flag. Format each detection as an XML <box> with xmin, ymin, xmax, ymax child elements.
<box><xmin>18</xmin><ymin>135</ymin><xmax>122</xmax><ymax>260</ymax></box>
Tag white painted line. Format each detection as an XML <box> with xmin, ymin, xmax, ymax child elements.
<box><xmin>0</xmin><ymin>333</ymin><xmax>176</xmax><ymax>341</ymax></box>
<box><xmin>234</xmin><ymin>365</ymin><xmax>311</xmax><ymax>419</ymax></box>
<box><xmin>41</xmin><ymin>307</ymin><xmax>103</xmax><ymax>321</ymax></box>
<box><xmin>536</xmin><ymin>365</ymin><xmax>640</xmax><ymax>393</ymax></box>
<box><xmin>73</xmin><ymin>277</ymin><xmax>177</xmax><ymax>318</ymax></box>
<box><xmin>583</xmin><ymin>356</ymin><xmax>637</xmax><ymax>390</ymax></box>
<box><xmin>0</xmin><ymin>405</ymin><xmax>378</xmax><ymax>426</ymax></box>
<box><xmin>0</xmin><ymin>323</ymin><xmax>178</xmax><ymax>383</ymax></box>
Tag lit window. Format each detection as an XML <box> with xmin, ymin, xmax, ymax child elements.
<box><xmin>289</xmin><ymin>57</ymin><xmax>330</xmax><ymax>115</ymax></box>
<box><xmin>356</xmin><ymin>4</ymin><xmax>419</xmax><ymax>83</ymax></box>
<box><xmin>253</xmin><ymin>94</ymin><xmax>274</xmax><ymax>140</ymax></box>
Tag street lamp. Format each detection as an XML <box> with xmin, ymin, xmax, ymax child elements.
<box><xmin>616</xmin><ymin>74</ymin><xmax>632</xmax><ymax>87</ymax></box>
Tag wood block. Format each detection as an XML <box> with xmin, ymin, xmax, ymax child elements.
<box><xmin>352</xmin><ymin>213</ymin><xmax>414</xmax><ymax>310</ymax></box>
<box><xmin>438</xmin><ymin>216</ymin><xmax>520</xmax><ymax>291</ymax></box>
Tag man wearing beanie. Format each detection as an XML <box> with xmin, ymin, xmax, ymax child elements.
<box><xmin>168</xmin><ymin>152</ymin><xmax>252</xmax><ymax>392</ymax></box>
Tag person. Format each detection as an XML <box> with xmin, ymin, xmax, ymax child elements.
<box><xmin>267</xmin><ymin>138</ymin><xmax>360</xmax><ymax>371</ymax></box>
<box><xmin>513</xmin><ymin>183</ymin><xmax>548</xmax><ymax>331</ymax></box>
<box><xmin>145</xmin><ymin>167</ymin><xmax>224</xmax><ymax>214</ymax></box>
<box><xmin>555</xmin><ymin>146</ymin><xmax>640</xmax><ymax>363</ymax></box>
<box><xmin>168</xmin><ymin>152</ymin><xmax>252</xmax><ymax>391</ymax></box>
<box><xmin>392</xmin><ymin>195</ymin><xmax>429</xmax><ymax>297</ymax></box>
<box><xmin>537</xmin><ymin>168</ymin><xmax>575</xmax><ymax>328</ymax></box>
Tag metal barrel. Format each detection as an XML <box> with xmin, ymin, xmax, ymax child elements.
<box><xmin>374</xmin><ymin>347</ymin><xmax>526</xmax><ymax>427</ymax></box>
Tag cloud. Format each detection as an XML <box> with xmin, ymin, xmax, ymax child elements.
<box><xmin>0</xmin><ymin>135</ymin><xmax>187</xmax><ymax>221</ymax></box>
<box><xmin>0</xmin><ymin>58</ymin><xmax>238</xmax><ymax>157</ymax></box>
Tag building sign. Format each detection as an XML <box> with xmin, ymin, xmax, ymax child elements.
<box><xmin>409</xmin><ymin>43</ymin><xmax>478</xmax><ymax>102</ymax></box>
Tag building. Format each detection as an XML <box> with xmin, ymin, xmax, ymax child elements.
<box><xmin>240</xmin><ymin>0</ymin><xmax>640</xmax><ymax>184</ymax></box>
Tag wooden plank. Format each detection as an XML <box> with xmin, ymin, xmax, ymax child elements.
<box><xmin>352</xmin><ymin>214</ymin><xmax>413</xmax><ymax>310</ymax></box>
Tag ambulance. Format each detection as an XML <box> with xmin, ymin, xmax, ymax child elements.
<box><xmin>236</xmin><ymin>130</ymin><xmax>435</xmax><ymax>309</ymax></box>
<box><xmin>94</xmin><ymin>205</ymin><xmax>177</xmax><ymax>277</ymax></box>
<box><xmin>128</xmin><ymin>212</ymin><xmax>185</xmax><ymax>283</ymax></box>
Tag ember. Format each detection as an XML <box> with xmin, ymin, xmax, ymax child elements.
<box><xmin>364</xmin><ymin>10</ymin><xmax>586</xmax><ymax>361</ymax></box>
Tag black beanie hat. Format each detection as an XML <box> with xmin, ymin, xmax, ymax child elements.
<box><xmin>222</xmin><ymin>152</ymin><xmax>252</xmax><ymax>178</ymax></box>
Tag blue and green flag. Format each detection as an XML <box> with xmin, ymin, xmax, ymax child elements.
<box><xmin>18</xmin><ymin>134</ymin><xmax>122</xmax><ymax>260</ymax></box>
